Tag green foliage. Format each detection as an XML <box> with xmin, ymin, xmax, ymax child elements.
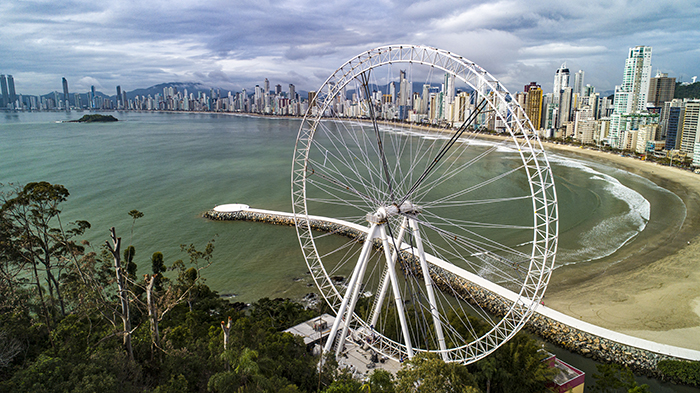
<box><xmin>674</xmin><ymin>82</ymin><xmax>700</xmax><ymax>99</ymax></box>
<box><xmin>395</xmin><ymin>352</ymin><xmax>478</xmax><ymax>393</ymax></box>
<box><xmin>591</xmin><ymin>363</ymin><xmax>650</xmax><ymax>393</ymax></box>
<box><xmin>249</xmin><ymin>297</ymin><xmax>316</xmax><ymax>330</ymax></box>
<box><xmin>657</xmin><ymin>359</ymin><xmax>700</xmax><ymax>386</ymax></box>
<box><xmin>367</xmin><ymin>369</ymin><xmax>395</xmax><ymax>393</ymax></box>
<box><xmin>469</xmin><ymin>333</ymin><xmax>554</xmax><ymax>393</ymax></box>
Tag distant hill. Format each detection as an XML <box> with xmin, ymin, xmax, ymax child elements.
<box><xmin>125</xmin><ymin>82</ymin><xmax>211</xmax><ymax>100</ymax></box>
<box><xmin>674</xmin><ymin>82</ymin><xmax>700</xmax><ymax>99</ymax></box>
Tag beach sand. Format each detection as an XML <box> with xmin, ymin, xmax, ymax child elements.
<box><xmin>540</xmin><ymin>143</ymin><xmax>700</xmax><ymax>351</ymax></box>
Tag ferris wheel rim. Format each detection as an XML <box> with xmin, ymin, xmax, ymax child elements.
<box><xmin>291</xmin><ymin>44</ymin><xmax>558</xmax><ymax>364</ymax></box>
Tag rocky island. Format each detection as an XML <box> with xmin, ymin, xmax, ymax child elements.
<box><xmin>69</xmin><ymin>114</ymin><xmax>119</xmax><ymax>123</ymax></box>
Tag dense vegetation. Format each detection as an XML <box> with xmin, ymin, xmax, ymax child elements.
<box><xmin>657</xmin><ymin>359</ymin><xmax>700</xmax><ymax>386</ymax></box>
<box><xmin>674</xmin><ymin>82</ymin><xmax>700</xmax><ymax>100</ymax></box>
<box><xmin>0</xmin><ymin>181</ymin><xmax>658</xmax><ymax>392</ymax></box>
<box><xmin>70</xmin><ymin>114</ymin><xmax>119</xmax><ymax>122</ymax></box>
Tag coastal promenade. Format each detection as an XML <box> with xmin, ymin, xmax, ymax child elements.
<box><xmin>204</xmin><ymin>203</ymin><xmax>700</xmax><ymax>375</ymax></box>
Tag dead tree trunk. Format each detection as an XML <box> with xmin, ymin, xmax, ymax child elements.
<box><xmin>221</xmin><ymin>316</ymin><xmax>232</xmax><ymax>351</ymax></box>
<box><xmin>221</xmin><ymin>316</ymin><xmax>233</xmax><ymax>370</ymax></box>
<box><xmin>144</xmin><ymin>274</ymin><xmax>159</xmax><ymax>359</ymax></box>
<box><xmin>106</xmin><ymin>227</ymin><xmax>133</xmax><ymax>361</ymax></box>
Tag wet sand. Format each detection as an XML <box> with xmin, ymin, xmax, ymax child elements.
<box><xmin>541</xmin><ymin>143</ymin><xmax>700</xmax><ymax>351</ymax></box>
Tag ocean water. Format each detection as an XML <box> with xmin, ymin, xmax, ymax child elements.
<box><xmin>0</xmin><ymin>111</ymin><xmax>683</xmax><ymax>302</ymax></box>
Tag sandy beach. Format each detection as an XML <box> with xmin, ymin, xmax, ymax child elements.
<box><xmin>540</xmin><ymin>143</ymin><xmax>700</xmax><ymax>351</ymax></box>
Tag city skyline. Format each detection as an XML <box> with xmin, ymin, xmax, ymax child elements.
<box><xmin>1</xmin><ymin>0</ymin><xmax>698</xmax><ymax>96</ymax></box>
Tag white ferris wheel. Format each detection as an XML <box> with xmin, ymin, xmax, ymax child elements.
<box><xmin>291</xmin><ymin>45</ymin><xmax>558</xmax><ymax>364</ymax></box>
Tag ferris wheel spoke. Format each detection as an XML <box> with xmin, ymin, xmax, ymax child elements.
<box><xmin>419</xmin><ymin>164</ymin><xmax>525</xmax><ymax>209</ymax></box>
<box><xmin>411</xmin><ymin>213</ymin><xmax>529</xmax><ymax>284</ymax></box>
<box><xmin>413</xmin><ymin>143</ymin><xmax>501</xmax><ymax>204</ymax></box>
<box><xmin>316</xmin><ymin>120</ymin><xmax>385</xmax><ymax>202</ymax></box>
<box><xmin>398</xmin><ymin>98</ymin><xmax>489</xmax><ymax>206</ymax></box>
<box><xmin>422</xmin><ymin>195</ymin><xmax>531</xmax><ymax>208</ymax></box>
<box><xmin>360</xmin><ymin>71</ymin><xmax>396</xmax><ymax>203</ymax></box>
<box><xmin>418</xmin><ymin>210</ymin><xmax>530</xmax><ymax>260</ymax></box>
<box><xmin>311</xmin><ymin>126</ymin><xmax>385</xmax><ymax>201</ymax></box>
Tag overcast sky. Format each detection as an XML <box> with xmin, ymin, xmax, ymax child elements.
<box><xmin>1</xmin><ymin>0</ymin><xmax>698</xmax><ymax>96</ymax></box>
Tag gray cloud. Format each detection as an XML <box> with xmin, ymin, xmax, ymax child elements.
<box><xmin>0</xmin><ymin>0</ymin><xmax>698</xmax><ymax>96</ymax></box>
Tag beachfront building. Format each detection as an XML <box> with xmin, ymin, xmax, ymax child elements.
<box><xmin>680</xmin><ymin>100</ymin><xmax>700</xmax><ymax>155</ymax></box>
<box><xmin>662</xmin><ymin>99</ymin><xmax>685</xmax><ymax>149</ymax></box>
<box><xmin>636</xmin><ymin>124</ymin><xmax>660</xmax><ymax>153</ymax></box>
<box><xmin>524</xmin><ymin>82</ymin><xmax>543</xmax><ymax>129</ymax></box>
<box><xmin>648</xmin><ymin>72</ymin><xmax>676</xmax><ymax>107</ymax></box>
<box><xmin>610</xmin><ymin>46</ymin><xmax>654</xmax><ymax>148</ymax></box>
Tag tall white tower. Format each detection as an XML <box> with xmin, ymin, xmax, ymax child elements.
<box><xmin>614</xmin><ymin>46</ymin><xmax>652</xmax><ymax>114</ymax></box>
<box><xmin>610</xmin><ymin>46</ymin><xmax>654</xmax><ymax>148</ymax></box>
<box><xmin>553</xmin><ymin>63</ymin><xmax>570</xmax><ymax>102</ymax></box>
<box><xmin>573</xmin><ymin>70</ymin><xmax>585</xmax><ymax>96</ymax></box>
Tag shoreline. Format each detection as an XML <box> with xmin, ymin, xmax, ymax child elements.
<box><xmin>540</xmin><ymin>142</ymin><xmax>700</xmax><ymax>350</ymax></box>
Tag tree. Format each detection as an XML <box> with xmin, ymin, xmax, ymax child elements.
<box><xmin>591</xmin><ymin>363</ymin><xmax>651</xmax><ymax>393</ymax></box>
<box><xmin>105</xmin><ymin>227</ymin><xmax>134</xmax><ymax>361</ymax></box>
<box><xmin>395</xmin><ymin>352</ymin><xmax>478</xmax><ymax>393</ymax></box>
<box><xmin>0</xmin><ymin>182</ymin><xmax>90</xmax><ymax>334</ymax></box>
<box><xmin>367</xmin><ymin>369</ymin><xmax>395</xmax><ymax>393</ymax></box>
<box><xmin>474</xmin><ymin>333</ymin><xmax>554</xmax><ymax>393</ymax></box>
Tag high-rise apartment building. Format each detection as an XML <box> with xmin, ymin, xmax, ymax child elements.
<box><xmin>0</xmin><ymin>75</ymin><xmax>9</xmax><ymax>108</ymax></box>
<box><xmin>398</xmin><ymin>70</ymin><xmax>411</xmax><ymax>107</ymax></box>
<box><xmin>647</xmin><ymin>72</ymin><xmax>676</xmax><ymax>107</ymax></box>
<box><xmin>7</xmin><ymin>75</ymin><xmax>16</xmax><ymax>108</ymax></box>
<box><xmin>614</xmin><ymin>46</ymin><xmax>652</xmax><ymax>114</ymax></box>
<box><xmin>523</xmin><ymin>82</ymin><xmax>543</xmax><ymax>129</ymax></box>
<box><xmin>558</xmin><ymin>87</ymin><xmax>573</xmax><ymax>128</ymax></box>
<box><xmin>573</xmin><ymin>70</ymin><xmax>585</xmax><ymax>96</ymax></box>
<box><xmin>553</xmin><ymin>63</ymin><xmax>570</xmax><ymax>102</ymax></box>
<box><xmin>117</xmin><ymin>86</ymin><xmax>122</xmax><ymax>109</ymax></box>
<box><xmin>610</xmin><ymin>46</ymin><xmax>655</xmax><ymax>148</ymax></box>
<box><xmin>680</xmin><ymin>100</ymin><xmax>700</xmax><ymax>154</ymax></box>
<box><xmin>289</xmin><ymin>84</ymin><xmax>296</xmax><ymax>101</ymax></box>
<box><xmin>62</xmin><ymin>77</ymin><xmax>70</xmax><ymax>110</ymax></box>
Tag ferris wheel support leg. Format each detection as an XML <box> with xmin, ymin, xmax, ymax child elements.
<box><xmin>335</xmin><ymin>228</ymin><xmax>378</xmax><ymax>358</ymax></box>
<box><xmin>409</xmin><ymin>218</ymin><xmax>448</xmax><ymax>361</ymax></box>
<box><xmin>379</xmin><ymin>224</ymin><xmax>414</xmax><ymax>358</ymax></box>
<box><xmin>323</xmin><ymin>223</ymin><xmax>379</xmax><ymax>356</ymax></box>
<box><xmin>370</xmin><ymin>216</ymin><xmax>409</xmax><ymax>328</ymax></box>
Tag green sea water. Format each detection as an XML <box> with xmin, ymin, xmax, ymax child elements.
<box><xmin>0</xmin><ymin>111</ymin><xmax>684</xmax><ymax>302</ymax></box>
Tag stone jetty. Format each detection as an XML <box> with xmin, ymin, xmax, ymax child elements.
<box><xmin>204</xmin><ymin>205</ymin><xmax>700</xmax><ymax>378</ymax></box>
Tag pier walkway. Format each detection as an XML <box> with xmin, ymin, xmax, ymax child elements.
<box><xmin>205</xmin><ymin>204</ymin><xmax>700</xmax><ymax>371</ymax></box>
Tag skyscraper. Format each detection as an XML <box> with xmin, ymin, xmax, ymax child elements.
<box><xmin>647</xmin><ymin>72</ymin><xmax>676</xmax><ymax>107</ymax></box>
<box><xmin>289</xmin><ymin>84</ymin><xmax>296</xmax><ymax>101</ymax></box>
<box><xmin>0</xmin><ymin>75</ymin><xmax>9</xmax><ymax>109</ymax></box>
<box><xmin>573</xmin><ymin>70</ymin><xmax>585</xmax><ymax>96</ymax></box>
<box><xmin>614</xmin><ymin>46</ymin><xmax>652</xmax><ymax>114</ymax></box>
<box><xmin>7</xmin><ymin>75</ymin><xmax>16</xmax><ymax>108</ymax></box>
<box><xmin>680</xmin><ymin>100</ymin><xmax>700</xmax><ymax>154</ymax></box>
<box><xmin>62</xmin><ymin>77</ymin><xmax>70</xmax><ymax>111</ymax></box>
<box><xmin>524</xmin><ymin>82</ymin><xmax>543</xmax><ymax>129</ymax></box>
<box><xmin>663</xmin><ymin>100</ymin><xmax>684</xmax><ymax>150</ymax></box>
<box><xmin>398</xmin><ymin>70</ymin><xmax>411</xmax><ymax>108</ymax></box>
<box><xmin>610</xmin><ymin>46</ymin><xmax>655</xmax><ymax>148</ymax></box>
<box><xmin>558</xmin><ymin>87</ymin><xmax>573</xmax><ymax>128</ymax></box>
<box><xmin>553</xmin><ymin>63</ymin><xmax>570</xmax><ymax>102</ymax></box>
<box><xmin>117</xmin><ymin>86</ymin><xmax>122</xmax><ymax>109</ymax></box>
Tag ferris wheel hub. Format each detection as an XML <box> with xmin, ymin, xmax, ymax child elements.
<box><xmin>366</xmin><ymin>201</ymin><xmax>419</xmax><ymax>224</ymax></box>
